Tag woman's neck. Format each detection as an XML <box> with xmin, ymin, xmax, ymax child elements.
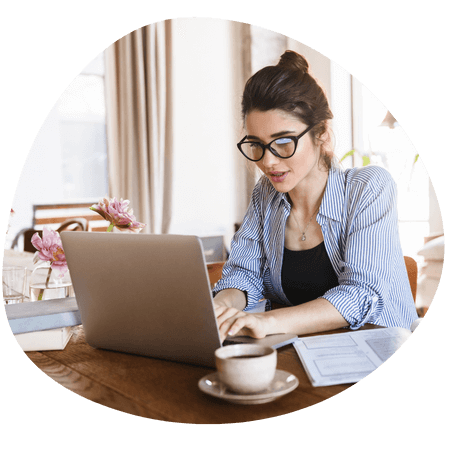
<box><xmin>287</xmin><ymin>168</ymin><xmax>329</xmax><ymax>215</ymax></box>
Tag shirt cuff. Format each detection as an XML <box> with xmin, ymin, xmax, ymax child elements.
<box><xmin>322</xmin><ymin>288</ymin><xmax>383</xmax><ymax>330</ymax></box>
<box><xmin>213</xmin><ymin>277</ymin><xmax>261</xmax><ymax>310</ymax></box>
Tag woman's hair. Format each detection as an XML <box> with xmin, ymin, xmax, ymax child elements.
<box><xmin>241</xmin><ymin>50</ymin><xmax>335</xmax><ymax>169</ymax></box>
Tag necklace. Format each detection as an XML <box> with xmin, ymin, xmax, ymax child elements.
<box><xmin>292</xmin><ymin>205</ymin><xmax>321</xmax><ymax>241</ymax></box>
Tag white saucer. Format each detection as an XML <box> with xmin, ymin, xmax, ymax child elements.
<box><xmin>198</xmin><ymin>369</ymin><xmax>299</xmax><ymax>405</ymax></box>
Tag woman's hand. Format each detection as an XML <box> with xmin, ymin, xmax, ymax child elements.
<box><xmin>213</xmin><ymin>304</ymin><xmax>271</xmax><ymax>343</ymax></box>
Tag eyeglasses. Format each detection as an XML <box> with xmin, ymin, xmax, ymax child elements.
<box><xmin>237</xmin><ymin>124</ymin><xmax>315</xmax><ymax>162</ymax></box>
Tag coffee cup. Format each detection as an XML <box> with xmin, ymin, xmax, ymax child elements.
<box><xmin>215</xmin><ymin>344</ymin><xmax>277</xmax><ymax>394</ymax></box>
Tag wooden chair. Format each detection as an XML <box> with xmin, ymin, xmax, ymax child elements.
<box><xmin>32</xmin><ymin>202</ymin><xmax>109</xmax><ymax>232</ymax></box>
<box><xmin>11</xmin><ymin>218</ymin><xmax>87</xmax><ymax>253</ymax></box>
<box><xmin>206</xmin><ymin>262</ymin><xmax>225</xmax><ymax>288</ymax></box>
<box><xmin>404</xmin><ymin>256</ymin><xmax>418</xmax><ymax>302</ymax></box>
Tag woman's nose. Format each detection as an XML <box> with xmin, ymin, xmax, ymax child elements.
<box><xmin>261</xmin><ymin>148</ymin><xmax>279</xmax><ymax>168</ymax></box>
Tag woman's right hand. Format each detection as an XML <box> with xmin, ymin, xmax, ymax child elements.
<box><xmin>214</xmin><ymin>303</ymin><xmax>271</xmax><ymax>343</ymax></box>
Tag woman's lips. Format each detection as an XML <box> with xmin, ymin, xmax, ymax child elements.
<box><xmin>269</xmin><ymin>171</ymin><xmax>288</xmax><ymax>183</ymax></box>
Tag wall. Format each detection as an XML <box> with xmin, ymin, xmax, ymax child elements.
<box><xmin>287</xmin><ymin>38</ymin><xmax>353</xmax><ymax>164</ymax></box>
<box><xmin>7</xmin><ymin>54</ymin><xmax>107</xmax><ymax>247</ymax></box>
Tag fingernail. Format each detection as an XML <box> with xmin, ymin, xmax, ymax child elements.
<box><xmin>228</xmin><ymin>329</ymin><xmax>234</xmax><ymax>336</ymax></box>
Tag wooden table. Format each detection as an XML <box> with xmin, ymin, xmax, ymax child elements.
<box><xmin>24</xmin><ymin>324</ymin><xmax>381</xmax><ymax>424</ymax></box>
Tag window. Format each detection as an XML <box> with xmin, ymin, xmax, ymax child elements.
<box><xmin>8</xmin><ymin>52</ymin><xmax>108</xmax><ymax>245</ymax></box>
<box><xmin>58</xmin><ymin>55</ymin><xmax>108</xmax><ymax>199</ymax></box>
<box><xmin>351</xmin><ymin>79</ymin><xmax>430</xmax><ymax>257</ymax></box>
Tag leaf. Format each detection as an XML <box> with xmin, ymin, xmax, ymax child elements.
<box><xmin>339</xmin><ymin>149</ymin><xmax>356</xmax><ymax>162</ymax></box>
<box><xmin>362</xmin><ymin>156</ymin><xmax>371</xmax><ymax>166</ymax></box>
<box><xmin>413</xmin><ymin>154</ymin><xmax>419</xmax><ymax>164</ymax></box>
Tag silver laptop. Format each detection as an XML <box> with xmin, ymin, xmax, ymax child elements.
<box><xmin>61</xmin><ymin>232</ymin><xmax>297</xmax><ymax>367</ymax></box>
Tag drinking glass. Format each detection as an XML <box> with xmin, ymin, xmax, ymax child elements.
<box><xmin>2</xmin><ymin>266</ymin><xmax>27</xmax><ymax>304</ymax></box>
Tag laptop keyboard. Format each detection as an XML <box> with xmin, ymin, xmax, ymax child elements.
<box><xmin>223</xmin><ymin>337</ymin><xmax>253</xmax><ymax>346</ymax></box>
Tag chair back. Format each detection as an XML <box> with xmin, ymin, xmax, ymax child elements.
<box><xmin>10</xmin><ymin>219</ymin><xmax>87</xmax><ymax>253</ymax></box>
<box><xmin>32</xmin><ymin>202</ymin><xmax>109</xmax><ymax>231</ymax></box>
<box><xmin>206</xmin><ymin>262</ymin><xmax>225</xmax><ymax>288</ymax></box>
<box><xmin>56</xmin><ymin>218</ymin><xmax>87</xmax><ymax>233</ymax></box>
<box><xmin>404</xmin><ymin>256</ymin><xmax>418</xmax><ymax>302</ymax></box>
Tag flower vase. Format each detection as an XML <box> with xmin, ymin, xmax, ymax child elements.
<box><xmin>29</xmin><ymin>263</ymin><xmax>74</xmax><ymax>301</ymax></box>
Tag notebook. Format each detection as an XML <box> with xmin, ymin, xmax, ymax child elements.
<box><xmin>60</xmin><ymin>232</ymin><xmax>297</xmax><ymax>367</ymax></box>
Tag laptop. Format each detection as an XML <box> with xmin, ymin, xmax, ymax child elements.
<box><xmin>61</xmin><ymin>232</ymin><xmax>297</xmax><ymax>367</ymax></box>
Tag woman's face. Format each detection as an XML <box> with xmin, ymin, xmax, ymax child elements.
<box><xmin>245</xmin><ymin>109</ymin><xmax>321</xmax><ymax>194</ymax></box>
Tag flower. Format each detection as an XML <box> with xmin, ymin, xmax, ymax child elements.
<box><xmin>31</xmin><ymin>227</ymin><xmax>68</xmax><ymax>277</ymax></box>
<box><xmin>90</xmin><ymin>197</ymin><xmax>146</xmax><ymax>233</ymax></box>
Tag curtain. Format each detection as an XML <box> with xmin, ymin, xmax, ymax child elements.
<box><xmin>104</xmin><ymin>21</ymin><xmax>173</xmax><ymax>234</ymax></box>
<box><xmin>229</xmin><ymin>21</ymin><xmax>259</xmax><ymax>213</ymax></box>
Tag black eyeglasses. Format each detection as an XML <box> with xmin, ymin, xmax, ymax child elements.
<box><xmin>237</xmin><ymin>124</ymin><xmax>315</xmax><ymax>162</ymax></box>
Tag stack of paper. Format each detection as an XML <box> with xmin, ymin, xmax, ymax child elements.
<box><xmin>14</xmin><ymin>327</ymin><xmax>74</xmax><ymax>351</ymax></box>
<box><xmin>293</xmin><ymin>327</ymin><xmax>412</xmax><ymax>387</ymax></box>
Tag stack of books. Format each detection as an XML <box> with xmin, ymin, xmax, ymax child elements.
<box><xmin>5</xmin><ymin>297</ymin><xmax>82</xmax><ymax>351</ymax></box>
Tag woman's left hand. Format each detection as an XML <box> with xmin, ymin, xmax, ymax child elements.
<box><xmin>214</xmin><ymin>304</ymin><xmax>271</xmax><ymax>343</ymax></box>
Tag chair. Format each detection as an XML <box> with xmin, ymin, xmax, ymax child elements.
<box><xmin>32</xmin><ymin>201</ymin><xmax>109</xmax><ymax>231</ymax></box>
<box><xmin>206</xmin><ymin>262</ymin><xmax>225</xmax><ymax>288</ymax></box>
<box><xmin>56</xmin><ymin>218</ymin><xmax>87</xmax><ymax>233</ymax></box>
<box><xmin>404</xmin><ymin>256</ymin><xmax>418</xmax><ymax>302</ymax></box>
<box><xmin>10</xmin><ymin>218</ymin><xmax>87</xmax><ymax>253</ymax></box>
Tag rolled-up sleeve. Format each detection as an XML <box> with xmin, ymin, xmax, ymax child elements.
<box><xmin>322</xmin><ymin>170</ymin><xmax>399</xmax><ymax>329</ymax></box>
<box><xmin>212</xmin><ymin>181</ymin><xmax>267</xmax><ymax>311</ymax></box>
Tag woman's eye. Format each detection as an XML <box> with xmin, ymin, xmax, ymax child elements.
<box><xmin>249</xmin><ymin>142</ymin><xmax>260</xmax><ymax>148</ymax></box>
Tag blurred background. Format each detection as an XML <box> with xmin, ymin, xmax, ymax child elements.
<box><xmin>5</xmin><ymin>17</ymin><xmax>444</xmax><ymax>309</ymax></box>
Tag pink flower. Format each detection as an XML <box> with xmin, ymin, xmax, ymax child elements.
<box><xmin>31</xmin><ymin>227</ymin><xmax>68</xmax><ymax>277</ymax></box>
<box><xmin>90</xmin><ymin>197</ymin><xmax>146</xmax><ymax>233</ymax></box>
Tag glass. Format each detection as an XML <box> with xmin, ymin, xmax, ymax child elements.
<box><xmin>237</xmin><ymin>124</ymin><xmax>315</xmax><ymax>161</ymax></box>
<box><xmin>29</xmin><ymin>263</ymin><xmax>74</xmax><ymax>301</ymax></box>
<box><xmin>2</xmin><ymin>266</ymin><xmax>27</xmax><ymax>304</ymax></box>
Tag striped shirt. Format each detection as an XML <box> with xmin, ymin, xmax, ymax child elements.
<box><xmin>213</xmin><ymin>165</ymin><xmax>418</xmax><ymax>330</ymax></box>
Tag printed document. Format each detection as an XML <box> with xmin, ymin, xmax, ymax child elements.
<box><xmin>293</xmin><ymin>327</ymin><xmax>412</xmax><ymax>387</ymax></box>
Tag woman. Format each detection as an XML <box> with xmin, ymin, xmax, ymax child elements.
<box><xmin>213</xmin><ymin>50</ymin><xmax>418</xmax><ymax>342</ymax></box>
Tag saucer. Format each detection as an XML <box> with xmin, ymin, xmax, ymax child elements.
<box><xmin>198</xmin><ymin>369</ymin><xmax>299</xmax><ymax>405</ymax></box>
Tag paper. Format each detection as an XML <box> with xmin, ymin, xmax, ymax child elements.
<box><xmin>293</xmin><ymin>327</ymin><xmax>412</xmax><ymax>387</ymax></box>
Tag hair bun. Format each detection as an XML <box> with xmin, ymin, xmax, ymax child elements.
<box><xmin>277</xmin><ymin>50</ymin><xmax>309</xmax><ymax>74</ymax></box>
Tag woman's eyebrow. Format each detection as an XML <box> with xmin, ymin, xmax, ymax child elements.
<box><xmin>246</xmin><ymin>130</ymin><xmax>297</xmax><ymax>140</ymax></box>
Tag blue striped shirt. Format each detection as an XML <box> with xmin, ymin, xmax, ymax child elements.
<box><xmin>213</xmin><ymin>165</ymin><xmax>418</xmax><ymax>330</ymax></box>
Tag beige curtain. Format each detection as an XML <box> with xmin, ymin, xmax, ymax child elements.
<box><xmin>104</xmin><ymin>21</ymin><xmax>173</xmax><ymax>234</ymax></box>
<box><xmin>230</xmin><ymin>22</ymin><xmax>258</xmax><ymax>213</ymax></box>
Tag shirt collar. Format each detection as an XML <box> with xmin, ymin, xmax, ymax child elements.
<box><xmin>277</xmin><ymin>167</ymin><xmax>345</xmax><ymax>222</ymax></box>
<box><xmin>318</xmin><ymin>167</ymin><xmax>345</xmax><ymax>222</ymax></box>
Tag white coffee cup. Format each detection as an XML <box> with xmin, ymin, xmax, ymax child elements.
<box><xmin>215</xmin><ymin>344</ymin><xmax>277</xmax><ymax>394</ymax></box>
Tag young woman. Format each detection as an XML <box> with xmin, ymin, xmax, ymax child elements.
<box><xmin>213</xmin><ymin>50</ymin><xmax>418</xmax><ymax>343</ymax></box>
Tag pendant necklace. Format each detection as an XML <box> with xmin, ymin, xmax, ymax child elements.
<box><xmin>292</xmin><ymin>205</ymin><xmax>321</xmax><ymax>241</ymax></box>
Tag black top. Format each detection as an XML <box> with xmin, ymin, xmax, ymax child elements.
<box><xmin>281</xmin><ymin>241</ymin><xmax>339</xmax><ymax>306</ymax></box>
